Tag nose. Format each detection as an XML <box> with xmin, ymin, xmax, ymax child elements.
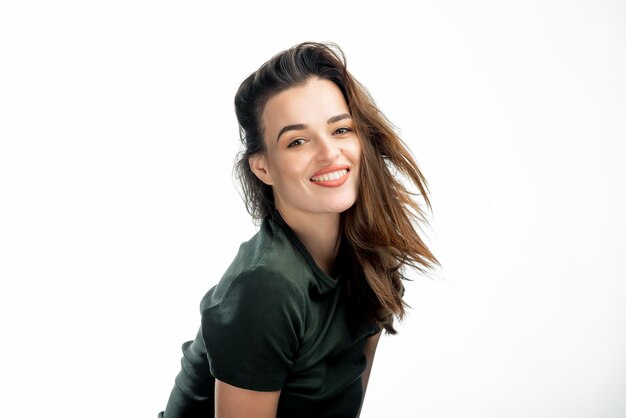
<box><xmin>316</xmin><ymin>136</ymin><xmax>341</xmax><ymax>163</ymax></box>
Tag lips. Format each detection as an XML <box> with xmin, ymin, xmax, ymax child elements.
<box><xmin>311</xmin><ymin>169</ymin><xmax>348</xmax><ymax>182</ymax></box>
<box><xmin>310</xmin><ymin>165</ymin><xmax>350</xmax><ymax>187</ymax></box>
<box><xmin>311</xmin><ymin>164</ymin><xmax>350</xmax><ymax>178</ymax></box>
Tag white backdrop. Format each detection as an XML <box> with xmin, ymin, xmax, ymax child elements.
<box><xmin>1</xmin><ymin>1</ymin><xmax>625</xmax><ymax>417</ymax></box>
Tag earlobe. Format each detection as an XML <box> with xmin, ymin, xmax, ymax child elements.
<box><xmin>249</xmin><ymin>154</ymin><xmax>274</xmax><ymax>185</ymax></box>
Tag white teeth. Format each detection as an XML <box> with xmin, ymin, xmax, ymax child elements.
<box><xmin>311</xmin><ymin>169</ymin><xmax>348</xmax><ymax>182</ymax></box>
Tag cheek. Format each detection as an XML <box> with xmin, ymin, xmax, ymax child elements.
<box><xmin>268</xmin><ymin>155</ymin><xmax>305</xmax><ymax>186</ymax></box>
<box><xmin>350</xmin><ymin>140</ymin><xmax>363</xmax><ymax>166</ymax></box>
<box><xmin>351</xmin><ymin>142</ymin><xmax>363</xmax><ymax>184</ymax></box>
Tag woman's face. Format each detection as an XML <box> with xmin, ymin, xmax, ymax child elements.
<box><xmin>250</xmin><ymin>77</ymin><xmax>361</xmax><ymax>221</ymax></box>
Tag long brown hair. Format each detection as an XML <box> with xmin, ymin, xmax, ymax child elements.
<box><xmin>234</xmin><ymin>42</ymin><xmax>439</xmax><ymax>334</ymax></box>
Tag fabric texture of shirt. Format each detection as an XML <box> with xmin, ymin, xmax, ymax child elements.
<box><xmin>159</xmin><ymin>211</ymin><xmax>379</xmax><ymax>418</ymax></box>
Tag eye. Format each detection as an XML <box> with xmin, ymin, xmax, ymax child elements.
<box><xmin>333</xmin><ymin>127</ymin><xmax>353</xmax><ymax>135</ymax></box>
<box><xmin>287</xmin><ymin>138</ymin><xmax>305</xmax><ymax>148</ymax></box>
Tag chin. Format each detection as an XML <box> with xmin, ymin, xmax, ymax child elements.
<box><xmin>321</xmin><ymin>196</ymin><xmax>358</xmax><ymax>214</ymax></box>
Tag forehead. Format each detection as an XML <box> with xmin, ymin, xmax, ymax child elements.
<box><xmin>262</xmin><ymin>78</ymin><xmax>350</xmax><ymax>134</ymax></box>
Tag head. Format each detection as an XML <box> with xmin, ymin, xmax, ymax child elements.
<box><xmin>234</xmin><ymin>42</ymin><xmax>438</xmax><ymax>333</ymax></box>
<box><xmin>247</xmin><ymin>77</ymin><xmax>361</xmax><ymax>221</ymax></box>
<box><xmin>235</xmin><ymin>42</ymin><xmax>367</xmax><ymax>221</ymax></box>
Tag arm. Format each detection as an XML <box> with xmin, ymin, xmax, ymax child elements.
<box><xmin>215</xmin><ymin>379</ymin><xmax>281</xmax><ymax>418</ymax></box>
<box><xmin>358</xmin><ymin>331</ymin><xmax>381</xmax><ymax>417</ymax></box>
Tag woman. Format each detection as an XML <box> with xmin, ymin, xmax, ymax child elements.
<box><xmin>159</xmin><ymin>41</ymin><xmax>438</xmax><ymax>418</ymax></box>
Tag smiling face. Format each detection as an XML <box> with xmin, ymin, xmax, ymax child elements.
<box><xmin>249</xmin><ymin>77</ymin><xmax>361</xmax><ymax>222</ymax></box>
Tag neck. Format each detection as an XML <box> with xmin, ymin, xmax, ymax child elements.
<box><xmin>278</xmin><ymin>208</ymin><xmax>341</xmax><ymax>276</ymax></box>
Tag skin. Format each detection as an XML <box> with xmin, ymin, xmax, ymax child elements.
<box><xmin>215</xmin><ymin>77</ymin><xmax>379</xmax><ymax>417</ymax></box>
<box><xmin>250</xmin><ymin>77</ymin><xmax>361</xmax><ymax>275</ymax></box>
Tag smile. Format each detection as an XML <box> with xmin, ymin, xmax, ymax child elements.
<box><xmin>311</xmin><ymin>169</ymin><xmax>348</xmax><ymax>182</ymax></box>
<box><xmin>310</xmin><ymin>167</ymin><xmax>351</xmax><ymax>187</ymax></box>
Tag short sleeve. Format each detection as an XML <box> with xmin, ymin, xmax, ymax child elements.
<box><xmin>201</xmin><ymin>267</ymin><xmax>304</xmax><ymax>391</ymax></box>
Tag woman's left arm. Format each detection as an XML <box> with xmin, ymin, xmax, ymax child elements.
<box><xmin>358</xmin><ymin>331</ymin><xmax>381</xmax><ymax>416</ymax></box>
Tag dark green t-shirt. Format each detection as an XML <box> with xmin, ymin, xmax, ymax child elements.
<box><xmin>160</xmin><ymin>212</ymin><xmax>379</xmax><ymax>418</ymax></box>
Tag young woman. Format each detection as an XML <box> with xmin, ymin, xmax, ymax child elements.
<box><xmin>159</xmin><ymin>42</ymin><xmax>438</xmax><ymax>418</ymax></box>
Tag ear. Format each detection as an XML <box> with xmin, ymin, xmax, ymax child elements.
<box><xmin>248</xmin><ymin>154</ymin><xmax>274</xmax><ymax>186</ymax></box>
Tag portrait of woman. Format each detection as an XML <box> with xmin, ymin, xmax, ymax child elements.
<box><xmin>158</xmin><ymin>42</ymin><xmax>438</xmax><ymax>417</ymax></box>
<box><xmin>2</xmin><ymin>2</ymin><xmax>624</xmax><ymax>417</ymax></box>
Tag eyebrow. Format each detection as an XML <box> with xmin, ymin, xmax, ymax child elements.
<box><xmin>276</xmin><ymin>113</ymin><xmax>352</xmax><ymax>142</ymax></box>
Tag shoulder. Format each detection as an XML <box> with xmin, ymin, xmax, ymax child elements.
<box><xmin>207</xmin><ymin>218</ymin><xmax>310</xmax><ymax>298</ymax></box>
<box><xmin>200</xmin><ymin>265</ymin><xmax>306</xmax><ymax>318</ymax></box>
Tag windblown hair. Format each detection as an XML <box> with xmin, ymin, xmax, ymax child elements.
<box><xmin>234</xmin><ymin>42</ymin><xmax>439</xmax><ymax>334</ymax></box>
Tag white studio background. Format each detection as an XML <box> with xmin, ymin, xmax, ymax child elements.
<box><xmin>1</xmin><ymin>1</ymin><xmax>625</xmax><ymax>417</ymax></box>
